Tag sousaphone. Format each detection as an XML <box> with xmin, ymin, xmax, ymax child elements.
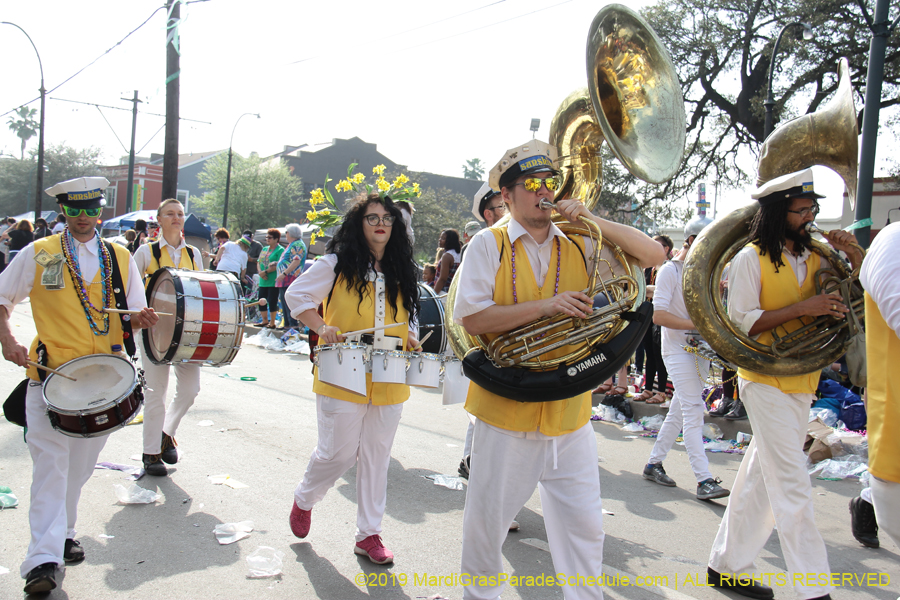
<box><xmin>445</xmin><ymin>4</ymin><xmax>686</xmax><ymax>401</ymax></box>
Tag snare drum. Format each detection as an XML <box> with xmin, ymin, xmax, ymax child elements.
<box><xmin>144</xmin><ymin>268</ymin><xmax>244</xmax><ymax>366</ymax></box>
<box><xmin>418</xmin><ymin>283</ymin><xmax>446</xmax><ymax>354</ymax></box>
<box><xmin>441</xmin><ymin>357</ymin><xmax>469</xmax><ymax>406</ymax></box>
<box><xmin>315</xmin><ymin>343</ymin><xmax>367</xmax><ymax>396</ymax></box>
<box><xmin>371</xmin><ymin>349</ymin><xmax>409</xmax><ymax>384</ymax></box>
<box><xmin>406</xmin><ymin>352</ymin><xmax>443</xmax><ymax>388</ymax></box>
<box><xmin>43</xmin><ymin>354</ymin><xmax>143</xmax><ymax>438</ymax></box>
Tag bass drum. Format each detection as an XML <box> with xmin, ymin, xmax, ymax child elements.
<box><xmin>417</xmin><ymin>283</ymin><xmax>446</xmax><ymax>354</ymax></box>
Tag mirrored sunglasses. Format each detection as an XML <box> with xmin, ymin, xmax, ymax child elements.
<box><xmin>516</xmin><ymin>177</ymin><xmax>560</xmax><ymax>192</ymax></box>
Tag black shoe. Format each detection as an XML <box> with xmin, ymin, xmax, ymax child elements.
<box><xmin>63</xmin><ymin>538</ymin><xmax>85</xmax><ymax>563</ymax></box>
<box><xmin>709</xmin><ymin>398</ymin><xmax>734</xmax><ymax>417</ymax></box>
<box><xmin>643</xmin><ymin>463</ymin><xmax>676</xmax><ymax>487</ymax></box>
<box><xmin>707</xmin><ymin>567</ymin><xmax>774</xmax><ymax>599</ymax></box>
<box><xmin>24</xmin><ymin>562</ymin><xmax>57</xmax><ymax>594</ymax></box>
<box><xmin>143</xmin><ymin>453</ymin><xmax>168</xmax><ymax>476</ymax></box>
<box><xmin>723</xmin><ymin>399</ymin><xmax>748</xmax><ymax>420</ymax></box>
<box><xmin>458</xmin><ymin>455</ymin><xmax>471</xmax><ymax>480</ymax></box>
<box><xmin>849</xmin><ymin>496</ymin><xmax>879</xmax><ymax>548</ymax></box>
<box><xmin>160</xmin><ymin>432</ymin><xmax>178</xmax><ymax>465</ymax></box>
<box><xmin>697</xmin><ymin>477</ymin><xmax>730</xmax><ymax>500</ymax></box>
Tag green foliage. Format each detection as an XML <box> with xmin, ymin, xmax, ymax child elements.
<box><xmin>462</xmin><ymin>158</ymin><xmax>485</xmax><ymax>180</ymax></box>
<box><xmin>640</xmin><ymin>0</ymin><xmax>900</xmax><ymax>201</ymax></box>
<box><xmin>7</xmin><ymin>106</ymin><xmax>38</xmax><ymax>159</ymax></box>
<box><xmin>409</xmin><ymin>185</ymin><xmax>470</xmax><ymax>263</ymax></box>
<box><xmin>0</xmin><ymin>144</ymin><xmax>103</xmax><ymax>217</ymax></box>
<box><xmin>193</xmin><ymin>153</ymin><xmax>303</xmax><ymax>233</ymax></box>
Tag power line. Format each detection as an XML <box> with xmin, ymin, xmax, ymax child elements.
<box><xmin>50</xmin><ymin>97</ymin><xmax>211</xmax><ymax>124</ymax></box>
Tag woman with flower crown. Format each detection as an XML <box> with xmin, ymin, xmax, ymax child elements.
<box><xmin>284</xmin><ymin>167</ymin><xmax>420</xmax><ymax>565</ymax></box>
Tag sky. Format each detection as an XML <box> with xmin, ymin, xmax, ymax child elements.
<box><xmin>0</xmin><ymin>0</ymin><xmax>884</xmax><ymax>221</ymax></box>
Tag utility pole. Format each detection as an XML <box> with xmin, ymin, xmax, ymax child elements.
<box><xmin>122</xmin><ymin>91</ymin><xmax>142</xmax><ymax>214</ymax></box>
<box><xmin>162</xmin><ymin>0</ymin><xmax>181</xmax><ymax>201</ymax></box>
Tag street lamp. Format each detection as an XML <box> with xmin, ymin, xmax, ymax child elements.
<box><xmin>763</xmin><ymin>21</ymin><xmax>814</xmax><ymax>138</ymax></box>
<box><xmin>886</xmin><ymin>207</ymin><xmax>900</xmax><ymax>227</ymax></box>
<box><xmin>222</xmin><ymin>112</ymin><xmax>260</xmax><ymax>228</ymax></box>
<box><xmin>2</xmin><ymin>22</ymin><xmax>46</xmax><ymax>220</ymax></box>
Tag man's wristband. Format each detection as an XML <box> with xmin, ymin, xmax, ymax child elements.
<box><xmin>316</xmin><ymin>324</ymin><xmax>327</xmax><ymax>335</ymax></box>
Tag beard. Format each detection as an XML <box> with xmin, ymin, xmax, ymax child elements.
<box><xmin>522</xmin><ymin>210</ymin><xmax>552</xmax><ymax>230</ymax></box>
<box><xmin>784</xmin><ymin>224</ymin><xmax>813</xmax><ymax>252</ymax></box>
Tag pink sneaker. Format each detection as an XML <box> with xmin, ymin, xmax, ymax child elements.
<box><xmin>290</xmin><ymin>503</ymin><xmax>311</xmax><ymax>538</ymax></box>
<box><xmin>354</xmin><ymin>534</ymin><xmax>394</xmax><ymax>564</ymax></box>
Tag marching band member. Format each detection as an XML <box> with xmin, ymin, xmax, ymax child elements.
<box><xmin>0</xmin><ymin>177</ymin><xmax>158</xmax><ymax>594</ymax></box>
<box><xmin>860</xmin><ymin>221</ymin><xmax>900</xmax><ymax>548</ymax></box>
<box><xmin>133</xmin><ymin>199</ymin><xmax>202</xmax><ymax>477</ymax></box>
<box><xmin>707</xmin><ymin>168</ymin><xmax>862</xmax><ymax>600</ymax></box>
<box><xmin>454</xmin><ymin>141</ymin><xmax>665</xmax><ymax>600</ymax></box>
<box><xmin>285</xmin><ymin>192</ymin><xmax>419</xmax><ymax>565</ymax></box>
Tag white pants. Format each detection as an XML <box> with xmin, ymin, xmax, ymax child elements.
<box><xmin>871</xmin><ymin>475</ymin><xmax>900</xmax><ymax>548</ymax></box>
<box><xmin>463</xmin><ymin>420</ymin><xmax>475</xmax><ymax>456</ymax></box>
<box><xmin>649</xmin><ymin>352</ymin><xmax>712</xmax><ymax>483</ymax></box>
<box><xmin>21</xmin><ymin>381</ymin><xmax>108</xmax><ymax>577</ymax></box>
<box><xmin>461</xmin><ymin>421</ymin><xmax>605</xmax><ymax>600</ymax></box>
<box><xmin>709</xmin><ymin>379</ymin><xmax>832</xmax><ymax>599</ymax></box>
<box><xmin>140</xmin><ymin>333</ymin><xmax>201</xmax><ymax>454</ymax></box>
<box><xmin>294</xmin><ymin>395</ymin><xmax>404</xmax><ymax>542</ymax></box>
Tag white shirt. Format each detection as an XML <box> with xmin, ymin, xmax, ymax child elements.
<box><xmin>284</xmin><ymin>254</ymin><xmax>418</xmax><ymax>334</ymax></box>
<box><xmin>453</xmin><ymin>217</ymin><xmax>621</xmax><ymax>322</ymax></box>
<box><xmin>133</xmin><ymin>236</ymin><xmax>200</xmax><ymax>275</ymax></box>
<box><xmin>652</xmin><ymin>260</ymin><xmax>698</xmax><ymax>356</ymax></box>
<box><xmin>0</xmin><ymin>232</ymin><xmax>147</xmax><ymax>313</ymax></box>
<box><xmin>51</xmin><ymin>222</ymin><xmax>66</xmax><ymax>234</ymax></box>
<box><xmin>861</xmin><ymin>222</ymin><xmax>900</xmax><ymax>336</ymax></box>
<box><xmin>215</xmin><ymin>241</ymin><xmax>248</xmax><ymax>274</ymax></box>
<box><xmin>728</xmin><ymin>244</ymin><xmax>825</xmax><ymax>336</ymax></box>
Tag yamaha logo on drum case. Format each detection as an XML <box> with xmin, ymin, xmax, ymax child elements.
<box><xmin>567</xmin><ymin>353</ymin><xmax>609</xmax><ymax>378</ymax></box>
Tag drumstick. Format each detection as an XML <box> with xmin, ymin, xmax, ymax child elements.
<box><xmin>103</xmin><ymin>308</ymin><xmax>174</xmax><ymax>317</ymax></box>
<box><xmin>26</xmin><ymin>360</ymin><xmax>77</xmax><ymax>381</ymax></box>
<box><xmin>245</xmin><ymin>298</ymin><xmax>268</xmax><ymax>308</ymax></box>
<box><xmin>340</xmin><ymin>322</ymin><xmax>408</xmax><ymax>338</ymax></box>
<box><xmin>412</xmin><ymin>330</ymin><xmax>433</xmax><ymax>351</ymax></box>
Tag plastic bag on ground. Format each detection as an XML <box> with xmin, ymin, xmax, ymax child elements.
<box><xmin>114</xmin><ymin>483</ymin><xmax>161</xmax><ymax>504</ymax></box>
<box><xmin>622</xmin><ymin>422</ymin><xmax>644</xmax><ymax>432</ymax></box>
<box><xmin>703</xmin><ymin>423</ymin><xmax>724</xmax><ymax>440</ymax></box>
<box><xmin>703</xmin><ymin>440</ymin><xmax>732</xmax><ymax>453</ymax></box>
<box><xmin>246</xmin><ymin>546</ymin><xmax>285</xmax><ymax>578</ymax></box>
<box><xmin>426</xmin><ymin>474</ymin><xmax>464</xmax><ymax>491</ymax></box>
<box><xmin>809</xmin><ymin>408</ymin><xmax>838</xmax><ymax>427</ymax></box>
<box><xmin>808</xmin><ymin>455</ymin><xmax>868</xmax><ymax>480</ymax></box>
<box><xmin>640</xmin><ymin>414</ymin><xmax>665</xmax><ymax>431</ymax></box>
<box><xmin>214</xmin><ymin>521</ymin><xmax>254</xmax><ymax>544</ymax></box>
<box><xmin>0</xmin><ymin>485</ymin><xmax>18</xmax><ymax>508</ymax></box>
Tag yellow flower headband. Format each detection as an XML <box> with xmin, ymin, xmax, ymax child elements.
<box><xmin>306</xmin><ymin>163</ymin><xmax>421</xmax><ymax>245</ymax></box>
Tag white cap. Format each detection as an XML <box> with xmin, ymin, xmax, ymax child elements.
<box><xmin>489</xmin><ymin>140</ymin><xmax>559</xmax><ymax>191</ymax></box>
<box><xmin>752</xmin><ymin>168</ymin><xmax>824</xmax><ymax>206</ymax></box>
<box><xmin>45</xmin><ymin>176</ymin><xmax>110</xmax><ymax>208</ymax></box>
<box><xmin>472</xmin><ymin>182</ymin><xmax>498</xmax><ymax>222</ymax></box>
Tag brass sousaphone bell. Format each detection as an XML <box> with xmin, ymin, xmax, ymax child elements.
<box><xmin>683</xmin><ymin>58</ymin><xmax>864</xmax><ymax>376</ymax></box>
<box><xmin>444</xmin><ymin>4</ymin><xmax>687</xmax><ymax>401</ymax></box>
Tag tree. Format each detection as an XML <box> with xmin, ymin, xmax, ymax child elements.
<box><xmin>409</xmin><ymin>185</ymin><xmax>470</xmax><ymax>262</ymax></box>
<box><xmin>7</xmin><ymin>106</ymin><xmax>39</xmax><ymax>160</ymax></box>
<box><xmin>462</xmin><ymin>158</ymin><xmax>485</xmax><ymax>180</ymax></box>
<box><xmin>0</xmin><ymin>144</ymin><xmax>103</xmax><ymax>218</ymax></box>
<box><xmin>637</xmin><ymin>0</ymin><xmax>900</xmax><ymax>202</ymax></box>
<box><xmin>194</xmin><ymin>153</ymin><xmax>303</xmax><ymax>233</ymax></box>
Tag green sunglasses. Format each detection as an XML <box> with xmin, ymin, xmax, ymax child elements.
<box><xmin>62</xmin><ymin>206</ymin><xmax>103</xmax><ymax>218</ymax></box>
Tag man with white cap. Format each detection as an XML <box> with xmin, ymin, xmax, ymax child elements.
<box><xmin>0</xmin><ymin>176</ymin><xmax>158</xmax><ymax>594</ymax></box>
<box><xmin>454</xmin><ymin>141</ymin><xmax>665</xmax><ymax>600</ymax></box>
<box><xmin>706</xmin><ymin>168</ymin><xmax>861</xmax><ymax>600</ymax></box>
<box><xmin>471</xmin><ymin>181</ymin><xmax>505</xmax><ymax>227</ymax></box>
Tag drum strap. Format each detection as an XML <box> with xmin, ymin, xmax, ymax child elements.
<box><xmin>104</xmin><ymin>241</ymin><xmax>137</xmax><ymax>358</ymax></box>
<box><xmin>151</xmin><ymin>241</ymin><xmax>196</xmax><ymax>270</ymax></box>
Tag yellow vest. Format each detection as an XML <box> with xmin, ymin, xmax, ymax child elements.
<box><xmin>465</xmin><ymin>227</ymin><xmax>592</xmax><ymax>435</ymax></box>
<box><xmin>737</xmin><ymin>243</ymin><xmax>820</xmax><ymax>394</ymax></box>
<box><xmin>27</xmin><ymin>235</ymin><xmax>131</xmax><ymax>380</ymax></box>
<box><xmin>865</xmin><ymin>291</ymin><xmax>900</xmax><ymax>482</ymax></box>
<box><xmin>312</xmin><ymin>274</ymin><xmax>410</xmax><ymax>405</ymax></box>
<box><xmin>146</xmin><ymin>240</ymin><xmax>198</xmax><ymax>277</ymax></box>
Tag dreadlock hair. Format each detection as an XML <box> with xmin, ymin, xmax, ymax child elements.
<box><xmin>326</xmin><ymin>193</ymin><xmax>419</xmax><ymax>323</ymax></box>
<box><xmin>748</xmin><ymin>199</ymin><xmax>813</xmax><ymax>273</ymax></box>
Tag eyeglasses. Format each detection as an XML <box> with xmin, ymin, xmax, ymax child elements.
<box><xmin>513</xmin><ymin>177</ymin><xmax>560</xmax><ymax>193</ymax></box>
<box><xmin>364</xmin><ymin>214</ymin><xmax>395</xmax><ymax>226</ymax></box>
<box><xmin>486</xmin><ymin>204</ymin><xmax>507</xmax><ymax>214</ymax></box>
<box><xmin>62</xmin><ymin>206</ymin><xmax>103</xmax><ymax>218</ymax></box>
<box><xmin>787</xmin><ymin>204</ymin><xmax>820</xmax><ymax>218</ymax></box>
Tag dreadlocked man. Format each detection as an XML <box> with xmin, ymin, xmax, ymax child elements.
<box><xmin>705</xmin><ymin>168</ymin><xmax>862</xmax><ymax>600</ymax></box>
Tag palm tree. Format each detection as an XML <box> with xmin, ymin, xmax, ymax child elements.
<box><xmin>462</xmin><ymin>158</ymin><xmax>485</xmax><ymax>180</ymax></box>
<box><xmin>7</xmin><ymin>107</ymin><xmax>38</xmax><ymax>159</ymax></box>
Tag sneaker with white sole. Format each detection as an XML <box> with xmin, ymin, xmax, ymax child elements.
<box><xmin>697</xmin><ymin>477</ymin><xmax>730</xmax><ymax>500</ymax></box>
<box><xmin>643</xmin><ymin>463</ymin><xmax>676</xmax><ymax>487</ymax></box>
<box><xmin>354</xmin><ymin>534</ymin><xmax>394</xmax><ymax>564</ymax></box>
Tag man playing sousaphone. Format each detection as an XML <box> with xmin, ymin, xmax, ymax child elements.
<box><xmin>0</xmin><ymin>177</ymin><xmax>158</xmax><ymax>594</ymax></box>
<box><xmin>453</xmin><ymin>141</ymin><xmax>665</xmax><ymax>599</ymax></box>
<box><xmin>706</xmin><ymin>168</ymin><xmax>862</xmax><ymax>600</ymax></box>
<box><xmin>133</xmin><ymin>198</ymin><xmax>203</xmax><ymax>477</ymax></box>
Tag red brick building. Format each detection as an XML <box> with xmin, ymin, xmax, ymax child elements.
<box><xmin>99</xmin><ymin>159</ymin><xmax>164</xmax><ymax>218</ymax></box>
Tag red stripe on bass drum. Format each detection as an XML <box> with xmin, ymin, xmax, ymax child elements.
<box><xmin>191</xmin><ymin>280</ymin><xmax>221</xmax><ymax>361</ymax></box>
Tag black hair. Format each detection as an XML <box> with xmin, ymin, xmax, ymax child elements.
<box><xmin>326</xmin><ymin>193</ymin><xmax>419</xmax><ymax>323</ymax></box>
<box><xmin>748</xmin><ymin>199</ymin><xmax>814</xmax><ymax>272</ymax></box>
<box><xmin>440</xmin><ymin>229</ymin><xmax>462</xmax><ymax>253</ymax></box>
<box><xmin>134</xmin><ymin>219</ymin><xmax>147</xmax><ymax>232</ymax></box>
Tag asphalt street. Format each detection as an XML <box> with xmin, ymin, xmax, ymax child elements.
<box><xmin>0</xmin><ymin>300</ymin><xmax>897</xmax><ymax>600</ymax></box>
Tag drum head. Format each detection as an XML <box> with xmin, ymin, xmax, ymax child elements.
<box><xmin>417</xmin><ymin>283</ymin><xmax>445</xmax><ymax>354</ymax></box>
<box><xmin>44</xmin><ymin>355</ymin><xmax>136</xmax><ymax>410</ymax></box>
<box><xmin>146</xmin><ymin>268</ymin><xmax>181</xmax><ymax>362</ymax></box>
